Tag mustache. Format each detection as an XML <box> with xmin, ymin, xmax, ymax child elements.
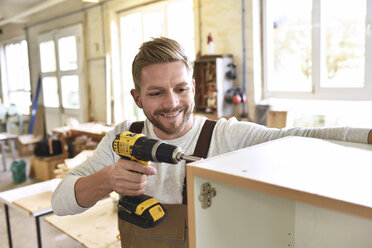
<box><xmin>154</xmin><ymin>105</ymin><xmax>185</xmax><ymax>114</ymax></box>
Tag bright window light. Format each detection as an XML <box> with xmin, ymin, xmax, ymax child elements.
<box><xmin>39</xmin><ymin>40</ymin><xmax>56</xmax><ymax>73</ymax></box>
<box><xmin>2</xmin><ymin>40</ymin><xmax>31</xmax><ymax>115</ymax></box>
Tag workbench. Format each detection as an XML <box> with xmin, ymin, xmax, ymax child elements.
<box><xmin>187</xmin><ymin>137</ymin><xmax>372</xmax><ymax>248</ymax></box>
<box><xmin>0</xmin><ymin>179</ymin><xmax>61</xmax><ymax>248</ymax></box>
<box><xmin>44</xmin><ymin>197</ymin><xmax>121</xmax><ymax>248</ymax></box>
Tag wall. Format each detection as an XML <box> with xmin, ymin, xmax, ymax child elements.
<box><xmin>195</xmin><ymin>0</ymin><xmax>261</xmax><ymax>119</ymax></box>
<box><xmin>86</xmin><ymin>5</ymin><xmax>107</xmax><ymax>122</ymax></box>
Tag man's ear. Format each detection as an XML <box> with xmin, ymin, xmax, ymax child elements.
<box><xmin>192</xmin><ymin>79</ymin><xmax>195</xmax><ymax>94</ymax></box>
<box><xmin>130</xmin><ymin>89</ymin><xmax>142</xmax><ymax>108</ymax></box>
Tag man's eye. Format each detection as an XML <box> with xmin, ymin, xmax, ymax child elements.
<box><xmin>149</xmin><ymin>92</ymin><xmax>160</xmax><ymax>96</ymax></box>
<box><xmin>177</xmin><ymin>88</ymin><xmax>188</xmax><ymax>93</ymax></box>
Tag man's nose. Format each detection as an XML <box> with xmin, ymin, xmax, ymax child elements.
<box><xmin>162</xmin><ymin>91</ymin><xmax>179</xmax><ymax>108</ymax></box>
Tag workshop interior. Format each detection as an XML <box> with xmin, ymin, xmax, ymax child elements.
<box><xmin>0</xmin><ymin>0</ymin><xmax>372</xmax><ymax>247</ymax></box>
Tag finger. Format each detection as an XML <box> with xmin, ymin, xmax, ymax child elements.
<box><xmin>115</xmin><ymin>180</ymin><xmax>147</xmax><ymax>196</ymax></box>
<box><xmin>110</xmin><ymin>164</ymin><xmax>145</xmax><ymax>185</ymax></box>
<box><xmin>118</xmin><ymin>159</ymin><xmax>157</xmax><ymax>175</ymax></box>
<box><xmin>119</xmin><ymin>189</ymin><xmax>145</xmax><ymax>196</ymax></box>
<box><xmin>122</xmin><ymin>171</ymin><xmax>148</xmax><ymax>183</ymax></box>
<box><xmin>142</xmin><ymin>165</ymin><xmax>157</xmax><ymax>175</ymax></box>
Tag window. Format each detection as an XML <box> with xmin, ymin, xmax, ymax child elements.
<box><xmin>0</xmin><ymin>40</ymin><xmax>31</xmax><ymax>115</ymax></box>
<box><xmin>263</xmin><ymin>0</ymin><xmax>372</xmax><ymax>100</ymax></box>
<box><xmin>115</xmin><ymin>0</ymin><xmax>195</xmax><ymax>122</ymax></box>
<box><xmin>38</xmin><ymin>24</ymin><xmax>85</xmax><ymax>132</ymax></box>
<box><xmin>39</xmin><ymin>34</ymin><xmax>80</xmax><ymax>109</ymax></box>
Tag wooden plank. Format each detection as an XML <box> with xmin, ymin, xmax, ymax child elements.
<box><xmin>0</xmin><ymin>179</ymin><xmax>61</xmax><ymax>217</ymax></box>
<box><xmin>64</xmin><ymin>150</ymin><xmax>94</xmax><ymax>169</ymax></box>
<box><xmin>0</xmin><ymin>132</ymin><xmax>18</xmax><ymax>141</ymax></box>
<box><xmin>0</xmin><ymin>179</ymin><xmax>61</xmax><ymax>204</ymax></box>
<box><xmin>18</xmin><ymin>134</ymin><xmax>43</xmax><ymax>145</ymax></box>
<box><xmin>12</xmin><ymin>191</ymin><xmax>53</xmax><ymax>215</ymax></box>
<box><xmin>45</xmin><ymin>198</ymin><xmax>121</xmax><ymax>248</ymax></box>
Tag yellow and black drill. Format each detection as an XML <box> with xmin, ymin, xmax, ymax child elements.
<box><xmin>112</xmin><ymin>131</ymin><xmax>200</xmax><ymax>228</ymax></box>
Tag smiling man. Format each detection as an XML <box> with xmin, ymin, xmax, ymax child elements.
<box><xmin>52</xmin><ymin>37</ymin><xmax>372</xmax><ymax>248</ymax></box>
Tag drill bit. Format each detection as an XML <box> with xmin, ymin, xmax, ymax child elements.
<box><xmin>171</xmin><ymin>147</ymin><xmax>202</xmax><ymax>163</ymax></box>
<box><xmin>180</xmin><ymin>154</ymin><xmax>202</xmax><ymax>162</ymax></box>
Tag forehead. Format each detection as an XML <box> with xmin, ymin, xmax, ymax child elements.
<box><xmin>140</xmin><ymin>61</ymin><xmax>192</xmax><ymax>89</ymax></box>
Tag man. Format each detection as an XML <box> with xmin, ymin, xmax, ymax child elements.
<box><xmin>52</xmin><ymin>37</ymin><xmax>372</xmax><ymax>247</ymax></box>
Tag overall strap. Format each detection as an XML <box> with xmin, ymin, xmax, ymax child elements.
<box><xmin>192</xmin><ymin>119</ymin><xmax>217</xmax><ymax>158</ymax></box>
<box><xmin>182</xmin><ymin>119</ymin><xmax>217</xmax><ymax>204</ymax></box>
<box><xmin>129</xmin><ymin>121</ymin><xmax>144</xmax><ymax>133</ymax></box>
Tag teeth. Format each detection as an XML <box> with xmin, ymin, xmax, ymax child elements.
<box><xmin>162</xmin><ymin>110</ymin><xmax>182</xmax><ymax>117</ymax></box>
<box><xmin>163</xmin><ymin>112</ymin><xmax>178</xmax><ymax>117</ymax></box>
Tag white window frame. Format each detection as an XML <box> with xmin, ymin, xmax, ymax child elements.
<box><xmin>38</xmin><ymin>24</ymin><xmax>85</xmax><ymax>110</ymax></box>
<box><xmin>0</xmin><ymin>37</ymin><xmax>31</xmax><ymax>115</ymax></box>
<box><xmin>263</xmin><ymin>0</ymin><xmax>372</xmax><ymax>101</ymax></box>
<box><xmin>37</xmin><ymin>24</ymin><xmax>86</xmax><ymax>132</ymax></box>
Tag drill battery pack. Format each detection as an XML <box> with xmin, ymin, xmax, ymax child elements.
<box><xmin>118</xmin><ymin>194</ymin><xmax>167</xmax><ymax>228</ymax></box>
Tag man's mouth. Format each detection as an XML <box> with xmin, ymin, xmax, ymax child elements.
<box><xmin>160</xmin><ymin>109</ymin><xmax>183</xmax><ymax>118</ymax></box>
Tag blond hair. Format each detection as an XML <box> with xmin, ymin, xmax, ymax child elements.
<box><xmin>132</xmin><ymin>37</ymin><xmax>193</xmax><ymax>90</ymax></box>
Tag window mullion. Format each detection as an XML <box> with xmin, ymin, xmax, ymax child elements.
<box><xmin>53</xmin><ymin>33</ymin><xmax>64</xmax><ymax>111</ymax></box>
<box><xmin>262</xmin><ymin>0</ymin><xmax>272</xmax><ymax>98</ymax></box>
<box><xmin>312</xmin><ymin>0</ymin><xmax>322</xmax><ymax>95</ymax></box>
<box><xmin>0</xmin><ymin>46</ymin><xmax>10</xmax><ymax>106</ymax></box>
<box><xmin>365</xmin><ymin>0</ymin><xmax>372</xmax><ymax>91</ymax></box>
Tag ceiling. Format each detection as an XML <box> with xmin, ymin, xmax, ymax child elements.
<box><xmin>0</xmin><ymin>0</ymin><xmax>98</xmax><ymax>28</ymax></box>
<box><xmin>0</xmin><ymin>0</ymin><xmax>54</xmax><ymax>24</ymax></box>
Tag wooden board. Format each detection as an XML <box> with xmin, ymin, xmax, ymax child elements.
<box><xmin>45</xmin><ymin>198</ymin><xmax>120</xmax><ymax>248</ymax></box>
<box><xmin>0</xmin><ymin>132</ymin><xmax>17</xmax><ymax>141</ymax></box>
<box><xmin>64</xmin><ymin>150</ymin><xmax>94</xmax><ymax>168</ymax></box>
<box><xmin>0</xmin><ymin>179</ymin><xmax>61</xmax><ymax>204</ymax></box>
<box><xmin>12</xmin><ymin>191</ymin><xmax>53</xmax><ymax>215</ymax></box>
<box><xmin>18</xmin><ymin>134</ymin><xmax>43</xmax><ymax>145</ymax></box>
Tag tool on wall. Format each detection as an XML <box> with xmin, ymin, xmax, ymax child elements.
<box><xmin>226</xmin><ymin>63</ymin><xmax>237</xmax><ymax>80</ymax></box>
<box><xmin>112</xmin><ymin>131</ymin><xmax>200</xmax><ymax>228</ymax></box>
<box><xmin>224</xmin><ymin>87</ymin><xmax>246</xmax><ymax>105</ymax></box>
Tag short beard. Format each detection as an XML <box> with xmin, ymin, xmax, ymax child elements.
<box><xmin>144</xmin><ymin>103</ymin><xmax>194</xmax><ymax>136</ymax></box>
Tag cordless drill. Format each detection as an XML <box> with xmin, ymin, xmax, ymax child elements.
<box><xmin>112</xmin><ymin>131</ymin><xmax>200</xmax><ymax>228</ymax></box>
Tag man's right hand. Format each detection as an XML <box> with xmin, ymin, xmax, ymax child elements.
<box><xmin>74</xmin><ymin>159</ymin><xmax>157</xmax><ymax>208</ymax></box>
<box><xmin>108</xmin><ymin>158</ymin><xmax>157</xmax><ymax>196</ymax></box>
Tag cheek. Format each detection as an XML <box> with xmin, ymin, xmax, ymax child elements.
<box><xmin>186</xmin><ymin>92</ymin><xmax>195</xmax><ymax>102</ymax></box>
<box><xmin>140</xmin><ymin>97</ymin><xmax>156</xmax><ymax>109</ymax></box>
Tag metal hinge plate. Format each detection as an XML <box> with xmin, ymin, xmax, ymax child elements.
<box><xmin>199</xmin><ymin>182</ymin><xmax>216</xmax><ymax>209</ymax></box>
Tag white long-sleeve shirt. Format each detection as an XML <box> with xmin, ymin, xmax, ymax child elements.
<box><xmin>51</xmin><ymin>116</ymin><xmax>370</xmax><ymax>215</ymax></box>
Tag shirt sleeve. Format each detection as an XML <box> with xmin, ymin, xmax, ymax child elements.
<box><xmin>210</xmin><ymin>118</ymin><xmax>370</xmax><ymax>156</ymax></box>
